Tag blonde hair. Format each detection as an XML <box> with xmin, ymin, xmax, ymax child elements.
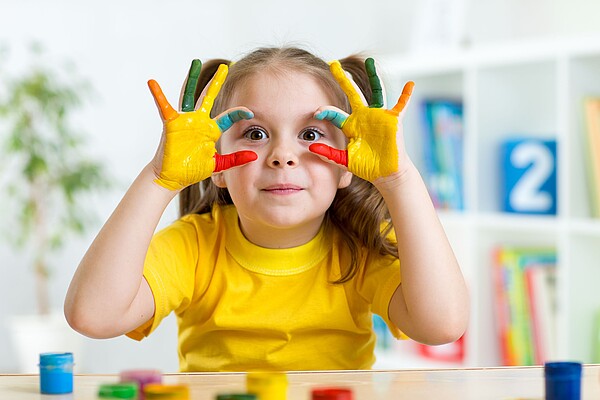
<box><xmin>178</xmin><ymin>47</ymin><xmax>398</xmax><ymax>282</ymax></box>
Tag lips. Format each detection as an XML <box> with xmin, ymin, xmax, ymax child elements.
<box><xmin>262</xmin><ymin>184</ymin><xmax>304</xmax><ymax>194</ymax></box>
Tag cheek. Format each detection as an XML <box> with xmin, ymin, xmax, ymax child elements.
<box><xmin>220</xmin><ymin>162</ymin><xmax>257</xmax><ymax>192</ymax></box>
<box><xmin>312</xmin><ymin>159</ymin><xmax>346</xmax><ymax>182</ymax></box>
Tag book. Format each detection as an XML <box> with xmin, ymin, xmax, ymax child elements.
<box><xmin>583</xmin><ymin>97</ymin><xmax>600</xmax><ymax>218</ymax></box>
<box><xmin>492</xmin><ymin>247</ymin><xmax>557</xmax><ymax>366</ymax></box>
<box><xmin>420</xmin><ymin>99</ymin><xmax>464</xmax><ymax>210</ymax></box>
<box><xmin>525</xmin><ymin>265</ymin><xmax>557</xmax><ymax>364</ymax></box>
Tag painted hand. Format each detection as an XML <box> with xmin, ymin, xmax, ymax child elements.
<box><xmin>309</xmin><ymin>58</ymin><xmax>414</xmax><ymax>182</ymax></box>
<box><xmin>148</xmin><ymin>59</ymin><xmax>256</xmax><ymax>191</ymax></box>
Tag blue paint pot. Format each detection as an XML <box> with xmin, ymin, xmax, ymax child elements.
<box><xmin>544</xmin><ymin>361</ymin><xmax>582</xmax><ymax>400</ymax></box>
<box><xmin>39</xmin><ymin>352</ymin><xmax>74</xmax><ymax>394</ymax></box>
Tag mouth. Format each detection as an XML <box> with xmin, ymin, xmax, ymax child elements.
<box><xmin>262</xmin><ymin>184</ymin><xmax>304</xmax><ymax>195</ymax></box>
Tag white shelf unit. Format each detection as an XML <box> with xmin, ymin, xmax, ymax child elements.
<box><xmin>378</xmin><ymin>37</ymin><xmax>600</xmax><ymax>368</ymax></box>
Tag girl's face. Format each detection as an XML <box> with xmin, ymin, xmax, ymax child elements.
<box><xmin>212</xmin><ymin>69</ymin><xmax>352</xmax><ymax>248</ymax></box>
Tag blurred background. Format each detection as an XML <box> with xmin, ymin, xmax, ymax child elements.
<box><xmin>1</xmin><ymin>0</ymin><xmax>600</xmax><ymax>373</ymax></box>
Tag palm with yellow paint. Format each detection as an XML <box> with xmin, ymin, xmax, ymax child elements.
<box><xmin>148</xmin><ymin>60</ymin><xmax>256</xmax><ymax>191</ymax></box>
<box><xmin>309</xmin><ymin>58</ymin><xmax>414</xmax><ymax>182</ymax></box>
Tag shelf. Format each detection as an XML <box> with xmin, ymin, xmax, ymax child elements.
<box><xmin>378</xmin><ymin>36</ymin><xmax>600</xmax><ymax>367</ymax></box>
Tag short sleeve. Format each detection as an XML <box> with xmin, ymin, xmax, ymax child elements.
<box><xmin>360</xmin><ymin>254</ymin><xmax>406</xmax><ymax>340</ymax></box>
<box><xmin>126</xmin><ymin>219</ymin><xmax>199</xmax><ymax>340</ymax></box>
<box><xmin>354</xmin><ymin>223</ymin><xmax>406</xmax><ymax>339</ymax></box>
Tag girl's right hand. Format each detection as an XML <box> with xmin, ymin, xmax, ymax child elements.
<box><xmin>148</xmin><ymin>60</ymin><xmax>257</xmax><ymax>191</ymax></box>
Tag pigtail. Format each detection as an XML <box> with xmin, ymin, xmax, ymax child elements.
<box><xmin>178</xmin><ymin>58</ymin><xmax>231</xmax><ymax>218</ymax></box>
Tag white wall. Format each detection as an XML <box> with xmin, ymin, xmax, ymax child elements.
<box><xmin>1</xmin><ymin>0</ymin><xmax>600</xmax><ymax>373</ymax></box>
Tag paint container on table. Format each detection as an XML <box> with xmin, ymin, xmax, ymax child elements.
<box><xmin>98</xmin><ymin>382</ymin><xmax>138</xmax><ymax>399</ymax></box>
<box><xmin>246</xmin><ymin>372</ymin><xmax>288</xmax><ymax>400</ymax></box>
<box><xmin>312</xmin><ymin>388</ymin><xmax>354</xmax><ymax>400</ymax></box>
<box><xmin>216</xmin><ymin>394</ymin><xmax>257</xmax><ymax>400</ymax></box>
<box><xmin>144</xmin><ymin>383</ymin><xmax>190</xmax><ymax>399</ymax></box>
<box><xmin>39</xmin><ymin>352</ymin><xmax>74</xmax><ymax>394</ymax></box>
<box><xmin>120</xmin><ymin>369</ymin><xmax>162</xmax><ymax>399</ymax></box>
<box><xmin>544</xmin><ymin>361</ymin><xmax>582</xmax><ymax>400</ymax></box>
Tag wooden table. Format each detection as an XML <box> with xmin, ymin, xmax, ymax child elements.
<box><xmin>1</xmin><ymin>365</ymin><xmax>599</xmax><ymax>399</ymax></box>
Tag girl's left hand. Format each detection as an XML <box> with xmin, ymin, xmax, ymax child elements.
<box><xmin>309</xmin><ymin>58</ymin><xmax>414</xmax><ymax>183</ymax></box>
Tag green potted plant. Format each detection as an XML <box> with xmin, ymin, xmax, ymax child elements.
<box><xmin>0</xmin><ymin>43</ymin><xmax>111</xmax><ymax>372</ymax></box>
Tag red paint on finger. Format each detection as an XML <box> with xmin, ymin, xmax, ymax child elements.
<box><xmin>214</xmin><ymin>151</ymin><xmax>258</xmax><ymax>172</ymax></box>
<box><xmin>309</xmin><ymin>143</ymin><xmax>348</xmax><ymax>167</ymax></box>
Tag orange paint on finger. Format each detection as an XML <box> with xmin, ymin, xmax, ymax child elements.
<box><xmin>148</xmin><ymin>80</ymin><xmax>178</xmax><ymax>122</ymax></box>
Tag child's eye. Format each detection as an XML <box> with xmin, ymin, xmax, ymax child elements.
<box><xmin>299</xmin><ymin>128</ymin><xmax>323</xmax><ymax>142</ymax></box>
<box><xmin>244</xmin><ymin>127</ymin><xmax>268</xmax><ymax>141</ymax></box>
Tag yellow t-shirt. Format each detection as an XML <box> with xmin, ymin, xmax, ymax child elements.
<box><xmin>127</xmin><ymin>204</ymin><xmax>403</xmax><ymax>372</ymax></box>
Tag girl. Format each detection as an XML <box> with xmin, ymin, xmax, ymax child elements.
<box><xmin>64</xmin><ymin>47</ymin><xmax>469</xmax><ymax>372</ymax></box>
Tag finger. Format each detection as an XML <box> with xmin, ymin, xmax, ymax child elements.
<box><xmin>390</xmin><ymin>81</ymin><xmax>415</xmax><ymax>115</ymax></box>
<box><xmin>148</xmin><ymin>79</ymin><xmax>178</xmax><ymax>122</ymax></box>
<box><xmin>215</xmin><ymin>107</ymin><xmax>254</xmax><ymax>132</ymax></box>
<box><xmin>365</xmin><ymin>58</ymin><xmax>384</xmax><ymax>108</ymax></box>
<box><xmin>330</xmin><ymin>60</ymin><xmax>366</xmax><ymax>110</ymax></box>
<box><xmin>181</xmin><ymin>59</ymin><xmax>202</xmax><ymax>112</ymax></box>
<box><xmin>214</xmin><ymin>150</ymin><xmax>258</xmax><ymax>172</ymax></box>
<box><xmin>314</xmin><ymin>108</ymin><xmax>348</xmax><ymax>129</ymax></box>
<box><xmin>199</xmin><ymin>64</ymin><xmax>228</xmax><ymax>114</ymax></box>
<box><xmin>308</xmin><ymin>143</ymin><xmax>348</xmax><ymax>167</ymax></box>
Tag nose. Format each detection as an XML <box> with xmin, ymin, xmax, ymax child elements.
<box><xmin>266</xmin><ymin>138</ymin><xmax>299</xmax><ymax>168</ymax></box>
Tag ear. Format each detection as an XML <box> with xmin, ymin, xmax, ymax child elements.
<box><xmin>337</xmin><ymin>170</ymin><xmax>353</xmax><ymax>189</ymax></box>
<box><xmin>211</xmin><ymin>172</ymin><xmax>227</xmax><ymax>188</ymax></box>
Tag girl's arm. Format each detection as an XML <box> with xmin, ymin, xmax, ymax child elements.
<box><xmin>64</xmin><ymin>165</ymin><xmax>176</xmax><ymax>338</ymax></box>
<box><xmin>375</xmin><ymin>161</ymin><xmax>469</xmax><ymax>345</ymax></box>
<box><xmin>311</xmin><ymin>59</ymin><xmax>469</xmax><ymax>345</ymax></box>
<box><xmin>65</xmin><ymin>61</ymin><xmax>256</xmax><ymax>339</ymax></box>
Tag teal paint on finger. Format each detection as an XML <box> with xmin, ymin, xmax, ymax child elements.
<box><xmin>315</xmin><ymin>110</ymin><xmax>347</xmax><ymax>129</ymax></box>
<box><xmin>217</xmin><ymin>110</ymin><xmax>254</xmax><ymax>132</ymax></box>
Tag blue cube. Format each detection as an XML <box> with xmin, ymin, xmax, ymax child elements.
<box><xmin>501</xmin><ymin>138</ymin><xmax>557</xmax><ymax>215</ymax></box>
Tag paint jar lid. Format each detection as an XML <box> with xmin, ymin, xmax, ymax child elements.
<box><xmin>312</xmin><ymin>388</ymin><xmax>354</xmax><ymax>400</ymax></box>
<box><xmin>216</xmin><ymin>394</ymin><xmax>257</xmax><ymax>400</ymax></box>
<box><xmin>39</xmin><ymin>352</ymin><xmax>74</xmax><ymax>367</ymax></box>
<box><xmin>120</xmin><ymin>369</ymin><xmax>162</xmax><ymax>387</ymax></box>
<box><xmin>144</xmin><ymin>383</ymin><xmax>190</xmax><ymax>399</ymax></box>
<box><xmin>545</xmin><ymin>361</ymin><xmax>583</xmax><ymax>379</ymax></box>
<box><xmin>246</xmin><ymin>372</ymin><xmax>288</xmax><ymax>384</ymax></box>
<box><xmin>98</xmin><ymin>383</ymin><xmax>138</xmax><ymax>399</ymax></box>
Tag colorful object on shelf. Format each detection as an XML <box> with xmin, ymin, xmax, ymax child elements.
<box><xmin>582</xmin><ymin>97</ymin><xmax>600</xmax><ymax>218</ymax></box>
<box><xmin>144</xmin><ymin>383</ymin><xmax>190</xmax><ymax>399</ymax></box>
<box><xmin>420</xmin><ymin>98</ymin><xmax>464</xmax><ymax>210</ymax></box>
<box><xmin>501</xmin><ymin>138</ymin><xmax>557</xmax><ymax>215</ymax></box>
<box><xmin>39</xmin><ymin>352</ymin><xmax>74</xmax><ymax>394</ymax></box>
<box><xmin>493</xmin><ymin>246</ymin><xmax>557</xmax><ymax>366</ymax></box>
<box><xmin>311</xmin><ymin>388</ymin><xmax>353</xmax><ymax>400</ymax></box>
<box><xmin>310</xmin><ymin>59</ymin><xmax>414</xmax><ymax>182</ymax></box>
<box><xmin>544</xmin><ymin>361</ymin><xmax>582</xmax><ymax>400</ymax></box>
<box><xmin>148</xmin><ymin>62</ymin><xmax>257</xmax><ymax>191</ymax></box>
<box><xmin>98</xmin><ymin>382</ymin><xmax>139</xmax><ymax>399</ymax></box>
<box><xmin>246</xmin><ymin>371</ymin><xmax>288</xmax><ymax>400</ymax></box>
<box><xmin>416</xmin><ymin>333</ymin><xmax>466</xmax><ymax>363</ymax></box>
<box><xmin>120</xmin><ymin>369</ymin><xmax>162</xmax><ymax>399</ymax></box>
<box><xmin>372</xmin><ymin>314</ymin><xmax>392</xmax><ymax>350</ymax></box>
<box><xmin>594</xmin><ymin>310</ymin><xmax>600</xmax><ymax>364</ymax></box>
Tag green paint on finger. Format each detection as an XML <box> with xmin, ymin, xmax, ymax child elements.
<box><xmin>366</xmin><ymin>58</ymin><xmax>383</xmax><ymax>108</ymax></box>
<box><xmin>182</xmin><ymin>59</ymin><xmax>202</xmax><ymax>112</ymax></box>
